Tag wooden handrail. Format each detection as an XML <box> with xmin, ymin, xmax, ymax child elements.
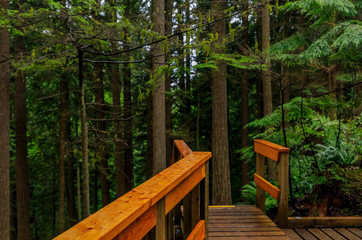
<box><xmin>253</xmin><ymin>139</ymin><xmax>289</xmax><ymax>228</ymax></box>
<box><xmin>54</xmin><ymin>148</ymin><xmax>211</xmax><ymax>240</ymax></box>
<box><xmin>172</xmin><ymin>139</ymin><xmax>193</xmax><ymax>164</ymax></box>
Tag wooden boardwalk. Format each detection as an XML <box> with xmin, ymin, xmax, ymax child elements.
<box><xmin>208</xmin><ymin>205</ymin><xmax>290</xmax><ymax>239</ymax></box>
<box><xmin>284</xmin><ymin>227</ymin><xmax>362</xmax><ymax>240</ymax></box>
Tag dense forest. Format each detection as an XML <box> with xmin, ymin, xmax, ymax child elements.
<box><xmin>0</xmin><ymin>0</ymin><xmax>361</xmax><ymax>239</ymax></box>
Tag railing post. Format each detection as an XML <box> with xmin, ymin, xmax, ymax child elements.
<box><xmin>255</xmin><ymin>152</ymin><xmax>266</xmax><ymax>212</ymax></box>
<box><xmin>200</xmin><ymin>161</ymin><xmax>209</xmax><ymax>240</ymax></box>
<box><xmin>156</xmin><ymin>197</ymin><xmax>167</xmax><ymax>240</ymax></box>
<box><xmin>278</xmin><ymin>152</ymin><xmax>289</xmax><ymax>228</ymax></box>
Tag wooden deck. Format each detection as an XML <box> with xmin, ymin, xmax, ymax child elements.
<box><xmin>208</xmin><ymin>205</ymin><xmax>290</xmax><ymax>239</ymax></box>
<box><xmin>284</xmin><ymin>227</ymin><xmax>362</xmax><ymax>240</ymax></box>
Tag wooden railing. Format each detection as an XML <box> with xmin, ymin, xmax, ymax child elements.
<box><xmin>54</xmin><ymin>140</ymin><xmax>211</xmax><ymax>240</ymax></box>
<box><xmin>253</xmin><ymin>139</ymin><xmax>290</xmax><ymax>228</ymax></box>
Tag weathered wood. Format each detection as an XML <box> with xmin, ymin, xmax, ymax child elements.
<box><xmin>165</xmin><ymin>164</ymin><xmax>205</xmax><ymax>214</ymax></box>
<box><xmin>293</xmin><ymin>228</ymin><xmax>317</xmax><ymax>240</ymax></box>
<box><xmin>191</xmin><ymin>184</ymin><xmax>200</xmax><ymax>229</ymax></box>
<box><xmin>54</xmin><ymin>151</ymin><xmax>211</xmax><ymax>240</ymax></box>
<box><xmin>254</xmin><ymin>139</ymin><xmax>289</xmax><ymax>162</ymax></box>
<box><xmin>156</xmin><ymin>197</ymin><xmax>166</xmax><ymax>240</ymax></box>
<box><xmin>288</xmin><ymin>217</ymin><xmax>362</xmax><ymax>228</ymax></box>
<box><xmin>209</xmin><ymin>237</ymin><xmax>290</xmax><ymax>240</ymax></box>
<box><xmin>186</xmin><ymin>220</ymin><xmax>205</xmax><ymax>240</ymax></box>
<box><xmin>255</xmin><ymin>153</ymin><xmax>266</xmax><ymax>212</ymax></box>
<box><xmin>334</xmin><ymin>228</ymin><xmax>361</xmax><ymax>240</ymax></box>
<box><xmin>208</xmin><ymin>206</ymin><xmax>290</xmax><ymax>240</ymax></box>
<box><xmin>277</xmin><ymin>152</ymin><xmax>289</xmax><ymax>228</ymax></box>
<box><xmin>282</xmin><ymin>229</ymin><xmax>303</xmax><ymax>240</ymax></box>
<box><xmin>254</xmin><ymin>173</ymin><xmax>280</xmax><ymax>200</ymax></box>
<box><xmin>113</xmin><ymin>206</ymin><xmax>156</xmax><ymax>240</ymax></box>
<box><xmin>320</xmin><ymin>228</ymin><xmax>347</xmax><ymax>240</ymax></box>
<box><xmin>347</xmin><ymin>228</ymin><xmax>362</xmax><ymax>238</ymax></box>
<box><xmin>184</xmin><ymin>193</ymin><xmax>192</xmax><ymax>238</ymax></box>
<box><xmin>204</xmin><ymin>161</ymin><xmax>209</xmax><ymax>240</ymax></box>
<box><xmin>307</xmin><ymin>228</ymin><xmax>332</xmax><ymax>240</ymax></box>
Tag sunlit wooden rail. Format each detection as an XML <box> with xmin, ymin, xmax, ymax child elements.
<box><xmin>254</xmin><ymin>139</ymin><xmax>290</xmax><ymax>228</ymax></box>
<box><xmin>54</xmin><ymin>140</ymin><xmax>211</xmax><ymax>240</ymax></box>
<box><xmin>54</xmin><ymin>139</ymin><xmax>361</xmax><ymax>240</ymax></box>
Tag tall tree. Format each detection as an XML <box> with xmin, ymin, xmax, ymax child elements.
<box><xmin>78</xmin><ymin>50</ymin><xmax>90</xmax><ymax>217</ymax></box>
<box><xmin>262</xmin><ymin>0</ymin><xmax>277</xmax><ymax>180</ymax></box>
<box><xmin>14</xmin><ymin>1</ymin><xmax>31</xmax><ymax>238</ymax></box>
<box><xmin>0</xmin><ymin>1</ymin><xmax>10</xmax><ymax>239</ymax></box>
<box><xmin>152</xmin><ymin>0</ymin><xmax>166</xmax><ymax>174</ymax></box>
<box><xmin>124</xmin><ymin>1</ymin><xmax>134</xmax><ymax>191</ymax></box>
<box><xmin>211</xmin><ymin>0</ymin><xmax>232</xmax><ymax>205</ymax></box>
<box><xmin>241</xmin><ymin>7</ymin><xmax>249</xmax><ymax>188</ymax></box>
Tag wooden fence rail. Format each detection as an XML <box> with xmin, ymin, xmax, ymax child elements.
<box><xmin>54</xmin><ymin>140</ymin><xmax>211</xmax><ymax>240</ymax></box>
<box><xmin>254</xmin><ymin>139</ymin><xmax>290</xmax><ymax>228</ymax></box>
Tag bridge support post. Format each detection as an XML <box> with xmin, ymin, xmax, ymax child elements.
<box><xmin>156</xmin><ymin>197</ymin><xmax>166</xmax><ymax>240</ymax></box>
<box><xmin>277</xmin><ymin>152</ymin><xmax>289</xmax><ymax>228</ymax></box>
<box><xmin>255</xmin><ymin>153</ymin><xmax>266</xmax><ymax>212</ymax></box>
<box><xmin>200</xmin><ymin>161</ymin><xmax>209</xmax><ymax>239</ymax></box>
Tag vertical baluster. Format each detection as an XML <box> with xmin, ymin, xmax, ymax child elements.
<box><xmin>156</xmin><ymin>197</ymin><xmax>166</xmax><ymax>240</ymax></box>
<box><xmin>278</xmin><ymin>152</ymin><xmax>289</xmax><ymax>228</ymax></box>
<box><xmin>255</xmin><ymin>153</ymin><xmax>266</xmax><ymax>212</ymax></box>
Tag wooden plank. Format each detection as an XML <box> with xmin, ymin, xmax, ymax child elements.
<box><xmin>204</xmin><ymin>161</ymin><xmax>209</xmax><ymax>240</ymax></box>
<box><xmin>255</xmin><ymin>153</ymin><xmax>266</xmax><ymax>212</ymax></box>
<box><xmin>282</xmin><ymin>229</ymin><xmax>303</xmax><ymax>240</ymax></box>
<box><xmin>209</xmin><ymin>231</ymin><xmax>287</xmax><ymax>237</ymax></box>
<box><xmin>173</xmin><ymin>140</ymin><xmax>193</xmax><ymax>158</ymax></box>
<box><xmin>321</xmin><ymin>228</ymin><xmax>348</xmax><ymax>240</ymax></box>
<box><xmin>347</xmin><ymin>228</ymin><xmax>362</xmax><ymax>238</ymax></box>
<box><xmin>54</xmin><ymin>151</ymin><xmax>211</xmax><ymax>240</ymax></box>
<box><xmin>254</xmin><ymin>139</ymin><xmax>289</xmax><ymax>162</ymax></box>
<box><xmin>165</xmin><ymin>164</ymin><xmax>205</xmax><ymax>213</ymax></box>
<box><xmin>191</xmin><ymin>184</ymin><xmax>201</xmax><ymax>229</ymax></box>
<box><xmin>113</xmin><ymin>206</ymin><xmax>156</xmax><ymax>240</ymax></box>
<box><xmin>209</xmin><ymin>219</ymin><xmax>272</xmax><ymax>223</ymax></box>
<box><xmin>288</xmin><ymin>217</ymin><xmax>362</xmax><ymax>228</ymax></box>
<box><xmin>254</xmin><ymin>174</ymin><xmax>280</xmax><ymax>200</ymax></box>
<box><xmin>209</xmin><ymin>237</ymin><xmax>290</xmax><ymax>240</ymax></box>
<box><xmin>211</xmin><ymin>227</ymin><xmax>281</xmax><ymax>232</ymax></box>
<box><xmin>156</xmin><ymin>197</ymin><xmax>166</xmax><ymax>240</ymax></box>
<box><xmin>208</xmin><ymin>223</ymin><xmax>277</xmax><ymax>228</ymax></box>
<box><xmin>334</xmin><ymin>228</ymin><xmax>360</xmax><ymax>240</ymax></box>
<box><xmin>186</xmin><ymin>220</ymin><xmax>205</xmax><ymax>240</ymax></box>
<box><xmin>293</xmin><ymin>228</ymin><xmax>318</xmax><ymax>240</ymax></box>
<box><xmin>278</xmin><ymin>152</ymin><xmax>289</xmax><ymax>228</ymax></box>
<box><xmin>307</xmin><ymin>228</ymin><xmax>332</xmax><ymax>240</ymax></box>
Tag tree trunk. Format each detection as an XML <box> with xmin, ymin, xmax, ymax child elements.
<box><xmin>79</xmin><ymin>50</ymin><xmax>90</xmax><ymax>218</ymax></box>
<box><xmin>185</xmin><ymin>1</ymin><xmax>191</xmax><ymax>141</ymax></box>
<box><xmin>146</xmin><ymin>95</ymin><xmax>154</xmax><ymax>179</ymax></box>
<box><xmin>211</xmin><ymin>0</ymin><xmax>232</xmax><ymax>205</ymax></box>
<box><xmin>165</xmin><ymin>0</ymin><xmax>173</xmax><ymax>166</ymax></box>
<box><xmin>262</xmin><ymin>0</ymin><xmax>277</xmax><ymax>180</ymax></box>
<box><xmin>152</xmin><ymin>0</ymin><xmax>166</xmax><ymax>175</ymax></box>
<box><xmin>95</xmin><ymin>63</ymin><xmax>110</xmax><ymax>206</ymax></box>
<box><xmin>241</xmin><ymin>10</ymin><xmax>249</xmax><ymax>188</ymax></box>
<box><xmin>0</xmin><ymin>0</ymin><xmax>11</xmax><ymax>238</ymax></box>
<box><xmin>123</xmin><ymin>27</ymin><xmax>133</xmax><ymax>191</ymax></box>
<box><xmin>112</xmin><ymin>58</ymin><xmax>125</xmax><ymax>197</ymax></box>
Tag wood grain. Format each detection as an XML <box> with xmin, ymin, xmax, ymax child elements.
<box><xmin>254</xmin><ymin>173</ymin><xmax>280</xmax><ymax>200</ymax></box>
<box><xmin>254</xmin><ymin>139</ymin><xmax>289</xmax><ymax>162</ymax></box>
<box><xmin>186</xmin><ymin>220</ymin><xmax>205</xmax><ymax>240</ymax></box>
<box><xmin>288</xmin><ymin>217</ymin><xmax>362</xmax><ymax>228</ymax></box>
<box><xmin>54</xmin><ymin>151</ymin><xmax>211</xmax><ymax>240</ymax></box>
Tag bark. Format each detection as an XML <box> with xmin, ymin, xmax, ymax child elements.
<box><xmin>112</xmin><ymin>55</ymin><xmax>125</xmax><ymax>197</ymax></box>
<box><xmin>211</xmin><ymin>0</ymin><xmax>232</xmax><ymax>205</ymax></box>
<box><xmin>185</xmin><ymin>1</ymin><xmax>191</xmax><ymax>140</ymax></box>
<box><xmin>95</xmin><ymin>63</ymin><xmax>110</xmax><ymax>206</ymax></box>
<box><xmin>146</xmin><ymin>95</ymin><xmax>154</xmax><ymax>179</ymax></box>
<box><xmin>262</xmin><ymin>0</ymin><xmax>277</xmax><ymax>180</ymax></box>
<box><xmin>165</xmin><ymin>0</ymin><xmax>172</xmax><ymax>165</ymax></box>
<box><xmin>152</xmin><ymin>0</ymin><xmax>166</xmax><ymax>175</ymax></box>
<box><xmin>79</xmin><ymin>50</ymin><xmax>90</xmax><ymax>218</ymax></box>
<box><xmin>0</xmin><ymin>0</ymin><xmax>10</xmax><ymax>238</ymax></box>
<box><xmin>123</xmin><ymin>15</ymin><xmax>133</xmax><ymax>190</ymax></box>
<box><xmin>241</xmin><ymin>11</ymin><xmax>249</xmax><ymax>188</ymax></box>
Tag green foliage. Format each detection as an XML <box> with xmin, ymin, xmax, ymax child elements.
<box><xmin>241</xmin><ymin>182</ymin><xmax>278</xmax><ymax>212</ymax></box>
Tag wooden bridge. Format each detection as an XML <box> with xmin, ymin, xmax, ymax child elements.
<box><xmin>54</xmin><ymin>140</ymin><xmax>361</xmax><ymax>240</ymax></box>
